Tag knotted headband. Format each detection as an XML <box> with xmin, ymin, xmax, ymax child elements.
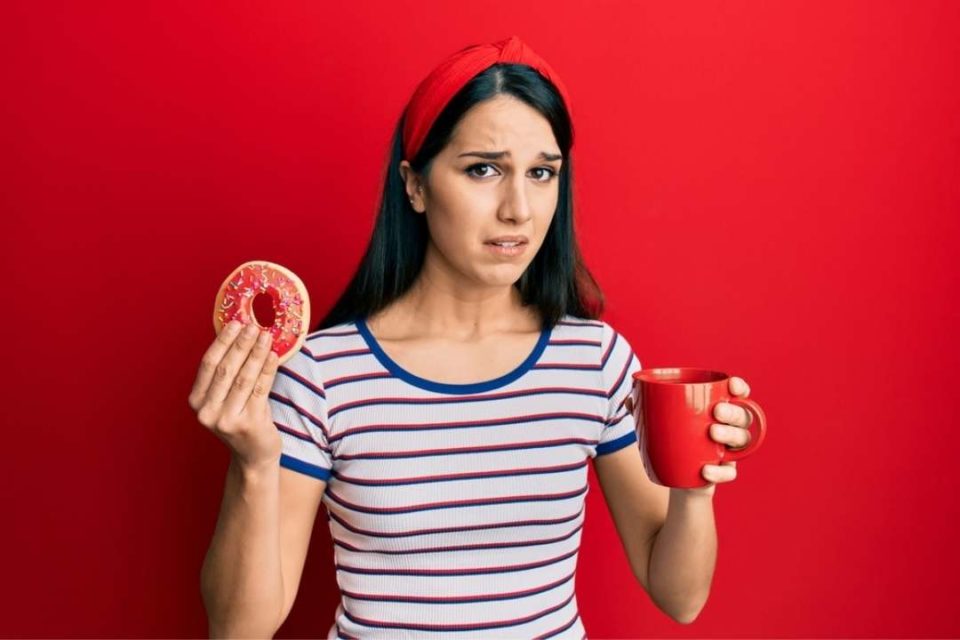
<box><xmin>402</xmin><ymin>35</ymin><xmax>573</xmax><ymax>162</ymax></box>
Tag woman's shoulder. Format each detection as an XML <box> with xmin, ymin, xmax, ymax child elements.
<box><xmin>552</xmin><ymin>314</ymin><xmax>635</xmax><ymax>356</ymax></box>
<box><xmin>304</xmin><ymin>318</ymin><xmax>360</xmax><ymax>342</ymax></box>
<box><xmin>291</xmin><ymin>319</ymin><xmax>362</xmax><ymax>360</ymax></box>
<box><xmin>552</xmin><ymin>313</ymin><xmax>606</xmax><ymax>337</ymax></box>
<box><xmin>276</xmin><ymin>319</ymin><xmax>364</xmax><ymax>386</ymax></box>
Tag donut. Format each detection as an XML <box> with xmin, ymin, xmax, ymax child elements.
<box><xmin>212</xmin><ymin>260</ymin><xmax>311</xmax><ymax>366</ymax></box>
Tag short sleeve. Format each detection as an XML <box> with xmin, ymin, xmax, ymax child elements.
<box><xmin>267</xmin><ymin>346</ymin><xmax>333</xmax><ymax>482</ymax></box>
<box><xmin>596</xmin><ymin>322</ymin><xmax>642</xmax><ymax>456</ymax></box>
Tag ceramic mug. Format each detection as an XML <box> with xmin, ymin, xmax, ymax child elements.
<box><xmin>631</xmin><ymin>367</ymin><xmax>767</xmax><ymax>488</ymax></box>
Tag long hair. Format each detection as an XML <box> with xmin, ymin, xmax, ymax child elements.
<box><xmin>314</xmin><ymin>62</ymin><xmax>605</xmax><ymax>331</ymax></box>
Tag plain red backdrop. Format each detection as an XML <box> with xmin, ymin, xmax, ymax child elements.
<box><xmin>4</xmin><ymin>1</ymin><xmax>959</xmax><ymax>637</ymax></box>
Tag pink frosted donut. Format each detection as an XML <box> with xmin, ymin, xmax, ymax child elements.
<box><xmin>212</xmin><ymin>260</ymin><xmax>311</xmax><ymax>366</ymax></box>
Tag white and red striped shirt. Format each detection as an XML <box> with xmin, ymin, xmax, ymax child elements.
<box><xmin>268</xmin><ymin>314</ymin><xmax>641</xmax><ymax>639</ymax></box>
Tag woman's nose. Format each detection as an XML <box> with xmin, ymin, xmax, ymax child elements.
<box><xmin>498</xmin><ymin>179</ymin><xmax>533</xmax><ymax>222</ymax></box>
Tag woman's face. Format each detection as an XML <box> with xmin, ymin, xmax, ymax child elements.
<box><xmin>400</xmin><ymin>94</ymin><xmax>563</xmax><ymax>292</ymax></box>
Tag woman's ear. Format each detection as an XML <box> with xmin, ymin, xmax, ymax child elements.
<box><xmin>399</xmin><ymin>160</ymin><xmax>425</xmax><ymax>213</ymax></box>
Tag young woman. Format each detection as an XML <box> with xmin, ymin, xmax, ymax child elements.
<box><xmin>195</xmin><ymin>35</ymin><xmax>754</xmax><ymax>639</ymax></box>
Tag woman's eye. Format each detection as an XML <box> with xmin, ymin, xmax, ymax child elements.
<box><xmin>531</xmin><ymin>167</ymin><xmax>558</xmax><ymax>182</ymax></box>
<box><xmin>465</xmin><ymin>163</ymin><xmax>558</xmax><ymax>182</ymax></box>
<box><xmin>465</xmin><ymin>163</ymin><xmax>498</xmax><ymax>178</ymax></box>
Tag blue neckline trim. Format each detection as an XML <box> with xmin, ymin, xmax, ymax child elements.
<box><xmin>355</xmin><ymin>316</ymin><xmax>552</xmax><ymax>395</ymax></box>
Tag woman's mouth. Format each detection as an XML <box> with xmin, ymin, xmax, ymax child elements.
<box><xmin>484</xmin><ymin>240</ymin><xmax>528</xmax><ymax>257</ymax></box>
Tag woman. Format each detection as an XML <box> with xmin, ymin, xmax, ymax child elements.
<box><xmin>194</xmin><ymin>35</ymin><xmax>754</xmax><ymax>639</ymax></box>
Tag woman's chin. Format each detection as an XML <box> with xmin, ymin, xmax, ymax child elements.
<box><xmin>474</xmin><ymin>264</ymin><xmax>526</xmax><ymax>287</ymax></box>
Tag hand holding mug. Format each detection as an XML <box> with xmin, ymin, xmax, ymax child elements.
<box><xmin>624</xmin><ymin>369</ymin><xmax>767</xmax><ymax>497</ymax></box>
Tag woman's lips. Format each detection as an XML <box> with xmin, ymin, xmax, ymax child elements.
<box><xmin>484</xmin><ymin>241</ymin><xmax>528</xmax><ymax>257</ymax></box>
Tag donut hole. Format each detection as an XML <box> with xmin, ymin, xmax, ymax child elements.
<box><xmin>252</xmin><ymin>292</ymin><xmax>277</xmax><ymax>329</ymax></box>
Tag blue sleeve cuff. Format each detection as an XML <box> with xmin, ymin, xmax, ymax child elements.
<box><xmin>595</xmin><ymin>430</ymin><xmax>638</xmax><ymax>456</ymax></box>
<box><xmin>280</xmin><ymin>453</ymin><xmax>333</xmax><ymax>481</ymax></box>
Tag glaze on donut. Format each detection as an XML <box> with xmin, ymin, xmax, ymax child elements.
<box><xmin>212</xmin><ymin>261</ymin><xmax>311</xmax><ymax>366</ymax></box>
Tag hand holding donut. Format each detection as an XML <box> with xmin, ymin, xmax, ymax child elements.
<box><xmin>188</xmin><ymin>321</ymin><xmax>283</xmax><ymax>470</ymax></box>
<box><xmin>189</xmin><ymin>260</ymin><xmax>312</xmax><ymax>471</ymax></box>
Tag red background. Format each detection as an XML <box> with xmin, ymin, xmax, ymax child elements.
<box><xmin>4</xmin><ymin>1</ymin><xmax>959</xmax><ymax>637</ymax></box>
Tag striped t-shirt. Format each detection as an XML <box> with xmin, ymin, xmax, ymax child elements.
<box><xmin>267</xmin><ymin>314</ymin><xmax>642</xmax><ymax>639</ymax></box>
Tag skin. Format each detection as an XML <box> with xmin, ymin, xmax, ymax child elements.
<box><xmin>370</xmin><ymin>94</ymin><xmax>562</xmax><ymax>341</ymax></box>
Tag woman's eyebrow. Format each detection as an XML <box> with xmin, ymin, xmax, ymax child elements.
<box><xmin>458</xmin><ymin>150</ymin><xmax>562</xmax><ymax>162</ymax></box>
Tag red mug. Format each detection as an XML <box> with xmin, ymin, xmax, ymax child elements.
<box><xmin>631</xmin><ymin>367</ymin><xmax>767</xmax><ymax>488</ymax></box>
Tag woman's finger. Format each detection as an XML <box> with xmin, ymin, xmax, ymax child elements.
<box><xmin>710</xmin><ymin>423</ymin><xmax>751</xmax><ymax>449</ymax></box>
<box><xmin>729</xmin><ymin>376</ymin><xmax>750</xmax><ymax>397</ymax></box>
<box><xmin>244</xmin><ymin>342</ymin><xmax>282</xmax><ymax>416</ymax></box>
<box><xmin>703</xmin><ymin>461</ymin><xmax>738</xmax><ymax>483</ymax></box>
<box><xmin>188</xmin><ymin>320</ymin><xmax>242</xmax><ymax>410</ymax></box>
<box><xmin>222</xmin><ymin>328</ymin><xmax>275</xmax><ymax>417</ymax></box>
<box><xmin>202</xmin><ymin>324</ymin><xmax>263</xmax><ymax>416</ymax></box>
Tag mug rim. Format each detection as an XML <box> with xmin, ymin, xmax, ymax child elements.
<box><xmin>633</xmin><ymin>367</ymin><xmax>728</xmax><ymax>384</ymax></box>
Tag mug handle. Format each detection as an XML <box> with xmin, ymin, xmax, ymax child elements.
<box><xmin>720</xmin><ymin>397</ymin><xmax>767</xmax><ymax>461</ymax></box>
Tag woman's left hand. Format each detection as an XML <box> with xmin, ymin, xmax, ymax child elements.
<box><xmin>684</xmin><ymin>375</ymin><xmax>754</xmax><ymax>498</ymax></box>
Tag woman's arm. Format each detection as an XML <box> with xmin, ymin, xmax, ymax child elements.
<box><xmin>200</xmin><ymin>455</ymin><xmax>285</xmax><ymax>638</ymax></box>
<box><xmin>594</xmin><ymin>444</ymin><xmax>717</xmax><ymax>624</ymax></box>
<box><xmin>647</xmin><ymin>490</ymin><xmax>716</xmax><ymax>623</ymax></box>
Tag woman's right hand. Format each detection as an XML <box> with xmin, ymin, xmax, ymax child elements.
<box><xmin>189</xmin><ymin>320</ymin><xmax>283</xmax><ymax>471</ymax></box>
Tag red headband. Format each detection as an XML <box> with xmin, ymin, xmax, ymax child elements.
<box><xmin>402</xmin><ymin>35</ymin><xmax>573</xmax><ymax>162</ymax></box>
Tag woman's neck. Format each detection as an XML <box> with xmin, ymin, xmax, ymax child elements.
<box><xmin>368</xmin><ymin>277</ymin><xmax>540</xmax><ymax>340</ymax></box>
